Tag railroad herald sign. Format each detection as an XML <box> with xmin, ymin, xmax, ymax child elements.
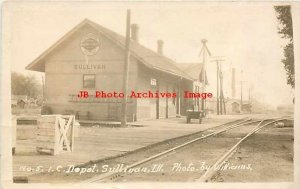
<box><xmin>80</xmin><ymin>33</ymin><xmax>100</xmax><ymax>56</ymax></box>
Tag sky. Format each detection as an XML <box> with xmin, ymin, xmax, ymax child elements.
<box><xmin>5</xmin><ymin>1</ymin><xmax>294</xmax><ymax>108</ymax></box>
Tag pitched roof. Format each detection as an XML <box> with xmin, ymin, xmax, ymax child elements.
<box><xmin>176</xmin><ymin>63</ymin><xmax>204</xmax><ymax>80</ymax></box>
<box><xmin>26</xmin><ymin>19</ymin><xmax>192</xmax><ymax>80</ymax></box>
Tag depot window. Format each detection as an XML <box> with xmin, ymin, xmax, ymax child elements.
<box><xmin>83</xmin><ymin>74</ymin><xmax>96</xmax><ymax>88</ymax></box>
<box><xmin>150</xmin><ymin>78</ymin><xmax>157</xmax><ymax>86</ymax></box>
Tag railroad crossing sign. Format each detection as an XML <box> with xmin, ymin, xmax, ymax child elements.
<box><xmin>56</xmin><ymin>115</ymin><xmax>75</xmax><ymax>152</ymax></box>
<box><xmin>37</xmin><ymin>115</ymin><xmax>75</xmax><ymax>155</ymax></box>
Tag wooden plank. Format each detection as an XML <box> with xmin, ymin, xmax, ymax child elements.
<box><xmin>13</xmin><ymin>176</ymin><xmax>28</xmax><ymax>183</ymax></box>
<box><xmin>36</xmin><ymin>147</ymin><xmax>55</xmax><ymax>155</ymax></box>
<box><xmin>37</xmin><ymin>134</ymin><xmax>55</xmax><ymax>139</ymax></box>
<box><xmin>36</xmin><ymin>135</ymin><xmax>55</xmax><ymax>142</ymax></box>
<box><xmin>17</xmin><ymin>119</ymin><xmax>37</xmax><ymax>125</ymax></box>
<box><xmin>37</xmin><ymin>120</ymin><xmax>56</xmax><ymax>124</ymax></box>
<box><xmin>37</xmin><ymin>122</ymin><xmax>56</xmax><ymax>129</ymax></box>
<box><xmin>36</xmin><ymin>128</ymin><xmax>55</xmax><ymax>132</ymax></box>
<box><xmin>61</xmin><ymin>115</ymin><xmax>75</xmax><ymax>119</ymax></box>
<box><xmin>36</xmin><ymin>129</ymin><xmax>55</xmax><ymax>136</ymax></box>
<box><xmin>71</xmin><ymin>116</ymin><xmax>75</xmax><ymax>151</ymax></box>
<box><xmin>36</xmin><ymin>141</ymin><xmax>55</xmax><ymax>149</ymax></box>
<box><xmin>38</xmin><ymin>115</ymin><xmax>57</xmax><ymax>123</ymax></box>
<box><xmin>12</xmin><ymin>116</ymin><xmax>17</xmax><ymax>148</ymax></box>
<box><xmin>37</xmin><ymin>127</ymin><xmax>55</xmax><ymax>130</ymax></box>
<box><xmin>36</xmin><ymin>140</ymin><xmax>56</xmax><ymax>145</ymax></box>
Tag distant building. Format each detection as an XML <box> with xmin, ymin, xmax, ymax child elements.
<box><xmin>205</xmin><ymin>98</ymin><xmax>242</xmax><ymax>115</ymax></box>
<box><xmin>277</xmin><ymin>104</ymin><xmax>294</xmax><ymax>113</ymax></box>
<box><xmin>230</xmin><ymin>101</ymin><xmax>240</xmax><ymax>114</ymax></box>
<box><xmin>242</xmin><ymin>103</ymin><xmax>252</xmax><ymax>113</ymax></box>
<box><xmin>26</xmin><ymin>19</ymin><xmax>193</xmax><ymax>121</ymax></box>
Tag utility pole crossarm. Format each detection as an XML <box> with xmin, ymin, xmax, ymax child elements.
<box><xmin>199</xmin><ymin>39</ymin><xmax>211</xmax><ymax>113</ymax></box>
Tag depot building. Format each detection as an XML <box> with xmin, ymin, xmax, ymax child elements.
<box><xmin>26</xmin><ymin>19</ymin><xmax>194</xmax><ymax>121</ymax></box>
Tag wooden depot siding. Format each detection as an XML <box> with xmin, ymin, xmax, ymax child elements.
<box><xmin>26</xmin><ymin>19</ymin><xmax>194</xmax><ymax>122</ymax></box>
<box><xmin>44</xmin><ymin>24</ymin><xmax>138</xmax><ymax>121</ymax></box>
<box><xmin>136</xmin><ymin>64</ymin><xmax>180</xmax><ymax>120</ymax></box>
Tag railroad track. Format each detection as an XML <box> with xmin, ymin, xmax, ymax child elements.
<box><xmin>197</xmin><ymin>118</ymin><xmax>287</xmax><ymax>182</ymax></box>
<box><xmin>82</xmin><ymin>117</ymin><xmax>290</xmax><ymax>183</ymax></box>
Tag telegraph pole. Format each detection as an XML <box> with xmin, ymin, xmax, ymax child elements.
<box><xmin>220</xmin><ymin>70</ymin><xmax>226</xmax><ymax>114</ymax></box>
<box><xmin>220</xmin><ymin>63</ymin><xmax>226</xmax><ymax>114</ymax></box>
<box><xmin>121</xmin><ymin>10</ymin><xmax>131</xmax><ymax>127</ymax></box>
<box><xmin>231</xmin><ymin>68</ymin><xmax>236</xmax><ymax>99</ymax></box>
<box><xmin>240</xmin><ymin>81</ymin><xmax>243</xmax><ymax>112</ymax></box>
<box><xmin>199</xmin><ymin>39</ymin><xmax>211</xmax><ymax>114</ymax></box>
<box><xmin>248</xmin><ymin>88</ymin><xmax>250</xmax><ymax>101</ymax></box>
<box><xmin>201</xmin><ymin>40</ymin><xmax>207</xmax><ymax>112</ymax></box>
<box><xmin>217</xmin><ymin>61</ymin><xmax>219</xmax><ymax>115</ymax></box>
<box><xmin>41</xmin><ymin>75</ymin><xmax>45</xmax><ymax>102</ymax></box>
<box><xmin>240</xmin><ymin>70</ymin><xmax>243</xmax><ymax>112</ymax></box>
<box><xmin>220</xmin><ymin>73</ymin><xmax>223</xmax><ymax>114</ymax></box>
<box><xmin>210</xmin><ymin>57</ymin><xmax>224</xmax><ymax>115</ymax></box>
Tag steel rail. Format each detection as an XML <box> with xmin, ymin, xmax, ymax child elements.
<box><xmin>197</xmin><ymin>118</ymin><xmax>287</xmax><ymax>182</ymax></box>
<box><xmin>82</xmin><ymin>118</ymin><xmax>259</xmax><ymax>183</ymax></box>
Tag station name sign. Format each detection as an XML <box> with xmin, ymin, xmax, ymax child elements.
<box><xmin>74</xmin><ymin>64</ymin><xmax>106</xmax><ymax>70</ymax></box>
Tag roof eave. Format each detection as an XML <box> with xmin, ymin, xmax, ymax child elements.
<box><xmin>25</xmin><ymin>19</ymin><xmax>91</xmax><ymax>72</ymax></box>
<box><xmin>151</xmin><ymin>66</ymin><xmax>194</xmax><ymax>81</ymax></box>
<box><xmin>25</xmin><ymin>19</ymin><xmax>194</xmax><ymax>81</ymax></box>
<box><xmin>26</xmin><ymin>60</ymin><xmax>45</xmax><ymax>72</ymax></box>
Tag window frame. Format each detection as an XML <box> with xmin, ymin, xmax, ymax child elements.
<box><xmin>82</xmin><ymin>74</ymin><xmax>96</xmax><ymax>89</ymax></box>
<box><xmin>150</xmin><ymin>78</ymin><xmax>157</xmax><ymax>87</ymax></box>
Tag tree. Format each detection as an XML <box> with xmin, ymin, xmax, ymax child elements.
<box><xmin>11</xmin><ymin>72</ymin><xmax>42</xmax><ymax>98</ymax></box>
<box><xmin>274</xmin><ymin>5</ymin><xmax>294</xmax><ymax>88</ymax></box>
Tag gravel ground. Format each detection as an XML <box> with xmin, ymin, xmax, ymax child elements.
<box><xmin>109</xmin><ymin>121</ymin><xmax>260</xmax><ymax>182</ymax></box>
<box><xmin>27</xmin><ymin>118</ymin><xmax>293</xmax><ymax>183</ymax></box>
<box><xmin>214</xmin><ymin>124</ymin><xmax>293</xmax><ymax>182</ymax></box>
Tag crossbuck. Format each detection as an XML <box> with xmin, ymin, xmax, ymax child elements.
<box><xmin>55</xmin><ymin>115</ymin><xmax>75</xmax><ymax>153</ymax></box>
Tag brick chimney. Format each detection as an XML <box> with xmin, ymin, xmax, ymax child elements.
<box><xmin>130</xmin><ymin>24</ymin><xmax>139</xmax><ymax>42</ymax></box>
<box><xmin>157</xmin><ymin>40</ymin><xmax>164</xmax><ymax>55</ymax></box>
